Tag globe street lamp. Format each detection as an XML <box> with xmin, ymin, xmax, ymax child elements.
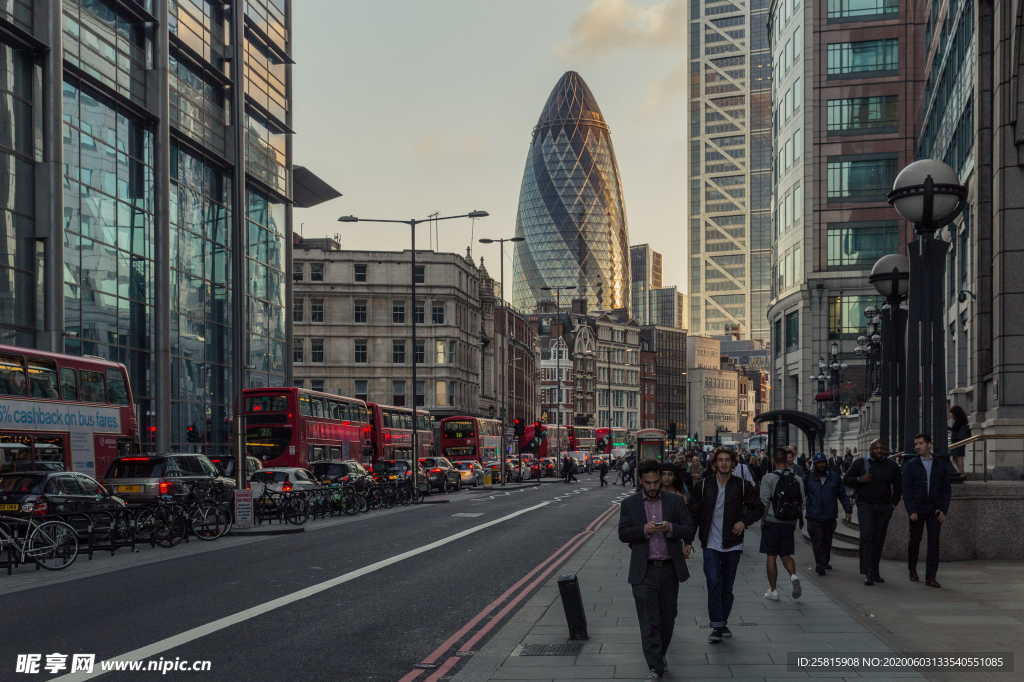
<box><xmin>888</xmin><ymin>159</ymin><xmax>966</xmax><ymax>455</ymax></box>
<box><xmin>869</xmin><ymin>253</ymin><xmax>910</xmax><ymax>451</ymax></box>
<box><xmin>339</xmin><ymin>210</ymin><xmax>488</xmax><ymax>495</ymax></box>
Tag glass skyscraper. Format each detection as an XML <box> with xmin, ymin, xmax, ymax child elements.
<box><xmin>512</xmin><ymin>71</ymin><xmax>631</xmax><ymax>314</ymax></box>
<box><xmin>0</xmin><ymin>0</ymin><xmax>329</xmax><ymax>455</ymax></box>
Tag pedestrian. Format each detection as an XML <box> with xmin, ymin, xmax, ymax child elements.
<box><xmin>625</xmin><ymin>454</ymin><xmax>637</xmax><ymax>487</ymax></box>
<box><xmin>759</xmin><ymin>448</ymin><xmax>805</xmax><ymax>601</ymax></box>
<box><xmin>948</xmin><ymin>405</ymin><xmax>970</xmax><ymax>480</ymax></box>
<box><xmin>842</xmin><ymin>451</ymin><xmax>854</xmax><ymax>474</ymax></box>
<box><xmin>620</xmin><ymin>455</ymin><xmax>632</xmax><ymax>486</ymax></box>
<box><xmin>561</xmin><ymin>455</ymin><xmax>572</xmax><ymax>484</ymax></box>
<box><xmin>599</xmin><ymin>457</ymin><xmax>610</xmax><ymax>487</ymax></box>
<box><xmin>903</xmin><ymin>433</ymin><xmax>953</xmax><ymax>588</ymax></box>
<box><xmin>733</xmin><ymin>455</ymin><xmax>755</xmax><ymax>486</ymax></box>
<box><xmin>804</xmin><ymin>453</ymin><xmax>853</xmax><ymax>576</ymax></box>
<box><xmin>618</xmin><ymin>459</ymin><xmax>696</xmax><ymax>680</ymax></box>
<box><xmin>688</xmin><ymin>453</ymin><xmax>704</xmax><ymax>482</ymax></box>
<box><xmin>569</xmin><ymin>456</ymin><xmax>578</xmax><ymax>483</ymax></box>
<box><xmin>843</xmin><ymin>439</ymin><xmax>901</xmax><ymax>585</ymax></box>
<box><xmin>687</xmin><ymin>448</ymin><xmax>764</xmax><ymax>643</ymax></box>
<box><xmin>786</xmin><ymin>446</ymin><xmax>807</xmax><ymax>479</ymax></box>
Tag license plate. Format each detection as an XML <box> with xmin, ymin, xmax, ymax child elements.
<box><xmin>117</xmin><ymin>485</ymin><xmax>142</xmax><ymax>493</ymax></box>
<box><xmin>0</xmin><ymin>503</ymin><xmax>20</xmax><ymax>511</ymax></box>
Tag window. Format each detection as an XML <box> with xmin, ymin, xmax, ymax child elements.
<box><xmin>435</xmin><ymin>380</ymin><xmax>448</xmax><ymax>406</ymax></box>
<box><xmin>414</xmin><ymin>265</ymin><xmax>425</xmax><ymax>284</ymax></box>
<box><xmin>827</xmin><ymin>0</ymin><xmax>899</xmax><ymax>20</ymax></box>
<box><xmin>827</xmin><ymin>96</ymin><xmax>899</xmax><ymax>134</ymax></box>
<box><xmin>393</xmin><ymin>381</ymin><xmax>406</xmax><ymax>406</ymax></box>
<box><xmin>311</xmin><ymin>379</ymin><xmax>324</xmax><ymax>392</ymax></box>
<box><xmin>393</xmin><ymin>301</ymin><xmax>405</xmax><ymax>323</ymax></box>
<box><xmin>354</xmin><ymin>340</ymin><xmax>367</xmax><ymax>363</ymax></box>
<box><xmin>60</xmin><ymin>367</ymin><xmax>78</xmax><ymax>401</ymax></box>
<box><xmin>354</xmin><ymin>379</ymin><xmax>368</xmax><ymax>401</ymax></box>
<box><xmin>310</xmin><ymin>298</ymin><xmax>324</xmax><ymax>322</ymax></box>
<box><xmin>354</xmin><ymin>299</ymin><xmax>367</xmax><ymax>323</ymax></box>
<box><xmin>293</xmin><ymin>379</ymin><xmax>304</xmax><ymax>387</ymax></box>
<box><xmin>827</xmin><ymin>156</ymin><xmax>898</xmax><ymax>202</ymax></box>
<box><xmin>827</xmin><ymin>222</ymin><xmax>900</xmax><ymax>267</ymax></box>
<box><xmin>354</xmin><ymin>263</ymin><xmax>367</xmax><ymax>281</ymax></box>
<box><xmin>310</xmin><ymin>338</ymin><xmax>325</xmax><ymax>363</ymax></box>
<box><xmin>415</xmin><ymin>380</ymin><xmax>425</xmax><ymax>407</ymax></box>
<box><xmin>414</xmin><ymin>340</ymin><xmax>425</xmax><ymax>363</ymax></box>
<box><xmin>785</xmin><ymin>312</ymin><xmax>799</xmax><ymax>352</ymax></box>
<box><xmin>293</xmin><ymin>298</ymin><xmax>304</xmax><ymax>322</ymax></box>
<box><xmin>827</xmin><ymin>39</ymin><xmax>899</xmax><ymax>77</ymax></box>
<box><xmin>294</xmin><ymin>263</ymin><xmax>304</xmax><ymax>281</ymax></box>
<box><xmin>828</xmin><ymin>295</ymin><xmax>884</xmax><ymax>338</ymax></box>
<box><xmin>106</xmin><ymin>368</ymin><xmax>129</xmax><ymax>404</ymax></box>
<box><xmin>27</xmin><ymin>360</ymin><xmax>59</xmax><ymax>399</ymax></box>
<box><xmin>310</xmin><ymin>263</ymin><xmax>324</xmax><ymax>281</ymax></box>
<box><xmin>773</xmin><ymin>319</ymin><xmax>783</xmax><ymax>357</ymax></box>
<box><xmin>432</xmin><ymin>302</ymin><xmax>445</xmax><ymax>324</ymax></box>
<box><xmin>435</xmin><ymin>340</ymin><xmax>448</xmax><ymax>364</ymax></box>
<box><xmin>448</xmin><ymin>340</ymin><xmax>457</xmax><ymax>365</ymax></box>
<box><xmin>393</xmin><ymin>340</ymin><xmax>406</xmax><ymax>364</ymax></box>
<box><xmin>0</xmin><ymin>356</ymin><xmax>26</xmax><ymax>396</ymax></box>
<box><xmin>79</xmin><ymin>370</ymin><xmax>105</xmax><ymax>402</ymax></box>
<box><xmin>415</xmin><ymin>302</ymin><xmax>425</xmax><ymax>324</ymax></box>
<box><xmin>293</xmin><ymin>341</ymin><xmax>304</xmax><ymax>364</ymax></box>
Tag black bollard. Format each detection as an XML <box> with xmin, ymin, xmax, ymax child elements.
<box><xmin>557</xmin><ymin>574</ymin><xmax>589</xmax><ymax>640</ymax></box>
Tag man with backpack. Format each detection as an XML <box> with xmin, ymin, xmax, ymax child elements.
<box><xmin>759</xmin><ymin>448</ymin><xmax>805</xmax><ymax>601</ymax></box>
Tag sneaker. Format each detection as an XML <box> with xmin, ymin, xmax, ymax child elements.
<box><xmin>720</xmin><ymin>625</ymin><xmax>732</xmax><ymax>638</ymax></box>
<box><xmin>708</xmin><ymin>628</ymin><xmax>723</xmax><ymax>643</ymax></box>
<box><xmin>764</xmin><ymin>589</ymin><xmax>779</xmax><ymax>601</ymax></box>
<box><xmin>816</xmin><ymin>567</ymin><xmax>826</xmax><ymax>576</ymax></box>
<box><xmin>791</xmin><ymin>575</ymin><xmax>802</xmax><ymax>599</ymax></box>
<box><xmin>647</xmin><ymin>668</ymin><xmax>662</xmax><ymax>679</ymax></box>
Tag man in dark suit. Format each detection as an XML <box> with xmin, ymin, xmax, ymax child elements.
<box><xmin>619</xmin><ymin>459</ymin><xmax>697</xmax><ymax>680</ymax></box>
<box><xmin>844</xmin><ymin>439</ymin><xmax>901</xmax><ymax>585</ymax></box>
<box><xmin>903</xmin><ymin>433</ymin><xmax>953</xmax><ymax>588</ymax></box>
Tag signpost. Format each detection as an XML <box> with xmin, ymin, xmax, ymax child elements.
<box><xmin>233</xmin><ymin>489</ymin><xmax>253</xmax><ymax>530</ymax></box>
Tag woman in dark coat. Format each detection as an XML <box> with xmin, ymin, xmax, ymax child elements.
<box><xmin>949</xmin><ymin>405</ymin><xmax>970</xmax><ymax>477</ymax></box>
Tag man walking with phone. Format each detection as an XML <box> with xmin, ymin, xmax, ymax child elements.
<box><xmin>844</xmin><ymin>439</ymin><xmax>901</xmax><ymax>585</ymax></box>
<box><xmin>619</xmin><ymin>460</ymin><xmax>696</xmax><ymax>679</ymax></box>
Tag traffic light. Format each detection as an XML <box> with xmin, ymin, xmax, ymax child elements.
<box><xmin>667</xmin><ymin>422</ymin><xmax>677</xmax><ymax>440</ymax></box>
<box><xmin>186</xmin><ymin>425</ymin><xmax>199</xmax><ymax>443</ymax></box>
<box><xmin>513</xmin><ymin>418</ymin><xmax>524</xmax><ymax>437</ymax></box>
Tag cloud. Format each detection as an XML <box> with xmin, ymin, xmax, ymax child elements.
<box><xmin>644</xmin><ymin>61</ymin><xmax>685</xmax><ymax>109</ymax></box>
<box><xmin>558</xmin><ymin>0</ymin><xmax>684</xmax><ymax>58</ymax></box>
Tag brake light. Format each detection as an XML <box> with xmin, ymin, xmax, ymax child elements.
<box><xmin>253</xmin><ymin>404</ymin><xmax>262</xmax><ymax>411</ymax></box>
<box><xmin>121</xmin><ymin>457</ymin><xmax>151</xmax><ymax>462</ymax></box>
<box><xmin>342</xmin><ymin>475</ymin><xmax>350</xmax><ymax>482</ymax></box>
<box><xmin>282</xmin><ymin>481</ymin><xmax>293</xmax><ymax>492</ymax></box>
<box><xmin>405</xmin><ymin>470</ymin><xmax>412</xmax><ymax>476</ymax></box>
<box><xmin>431</xmin><ymin>468</ymin><xmax>441</xmax><ymax>473</ymax></box>
<box><xmin>158</xmin><ymin>481</ymin><xmax>172</xmax><ymax>495</ymax></box>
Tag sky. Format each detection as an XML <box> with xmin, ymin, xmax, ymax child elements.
<box><xmin>292</xmin><ymin>0</ymin><xmax>685</xmax><ymax>289</ymax></box>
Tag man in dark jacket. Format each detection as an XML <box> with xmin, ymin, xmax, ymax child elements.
<box><xmin>844</xmin><ymin>439</ymin><xmax>902</xmax><ymax>585</ymax></box>
<box><xmin>686</xmin><ymin>448</ymin><xmax>764</xmax><ymax>644</ymax></box>
<box><xmin>619</xmin><ymin>459</ymin><xmax>697</xmax><ymax>679</ymax></box>
<box><xmin>804</xmin><ymin>453</ymin><xmax>853</xmax><ymax>575</ymax></box>
<box><xmin>598</xmin><ymin>458</ymin><xmax>610</xmax><ymax>487</ymax></box>
<box><xmin>903</xmin><ymin>433</ymin><xmax>953</xmax><ymax>588</ymax></box>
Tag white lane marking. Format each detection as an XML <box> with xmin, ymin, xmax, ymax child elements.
<box><xmin>52</xmin><ymin>501</ymin><xmax>552</xmax><ymax>681</ymax></box>
<box><xmin>451</xmin><ymin>512</ymin><xmax>483</xmax><ymax>518</ymax></box>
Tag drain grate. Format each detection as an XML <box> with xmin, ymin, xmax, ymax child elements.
<box><xmin>514</xmin><ymin>642</ymin><xmax>585</xmax><ymax>657</ymax></box>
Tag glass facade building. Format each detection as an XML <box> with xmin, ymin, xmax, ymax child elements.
<box><xmin>0</xmin><ymin>0</ymin><xmax>298</xmax><ymax>455</ymax></box>
<box><xmin>511</xmin><ymin>71</ymin><xmax>631</xmax><ymax>315</ymax></box>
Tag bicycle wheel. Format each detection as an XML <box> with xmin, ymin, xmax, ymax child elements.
<box><xmin>340</xmin><ymin>489</ymin><xmax>359</xmax><ymax>516</ymax></box>
<box><xmin>154</xmin><ymin>505</ymin><xmax>188</xmax><ymax>547</ymax></box>
<box><xmin>190</xmin><ymin>502</ymin><xmax>232</xmax><ymax>540</ymax></box>
<box><xmin>356</xmin><ymin>493</ymin><xmax>369</xmax><ymax>514</ymax></box>
<box><xmin>283</xmin><ymin>496</ymin><xmax>308</xmax><ymax>525</ymax></box>
<box><xmin>27</xmin><ymin>521</ymin><xmax>79</xmax><ymax>571</ymax></box>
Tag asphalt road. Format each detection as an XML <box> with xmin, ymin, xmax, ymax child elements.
<box><xmin>0</xmin><ymin>474</ymin><xmax>628</xmax><ymax>682</ymax></box>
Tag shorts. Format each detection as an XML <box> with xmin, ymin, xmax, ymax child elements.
<box><xmin>759</xmin><ymin>521</ymin><xmax>796</xmax><ymax>556</ymax></box>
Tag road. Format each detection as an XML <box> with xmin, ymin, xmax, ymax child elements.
<box><xmin>0</xmin><ymin>474</ymin><xmax>627</xmax><ymax>681</ymax></box>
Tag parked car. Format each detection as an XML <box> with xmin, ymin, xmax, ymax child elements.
<box><xmin>452</xmin><ymin>460</ymin><xmax>483</xmax><ymax>487</ymax></box>
<box><xmin>207</xmin><ymin>455</ymin><xmax>262</xmax><ymax>481</ymax></box>
<box><xmin>538</xmin><ymin>457</ymin><xmax>557</xmax><ymax>478</ymax></box>
<box><xmin>370</xmin><ymin>459</ymin><xmax>429</xmax><ymax>494</ymax></box>
<box><xmin>311</xmin><ymin>460</ymin><xmax>372</xmax><ymax>491</ymax></box>
<box><xmin>103</xmin><ymin>453</ymin><xmax>236</xmax><ymax>505</ymax></box>
<box><xmin>0</xmin><ymin>471</ymin><xmax>126</xmax><ymax>519</ymax></box>
<box><xmin>518</xmin><ymin>454</ymin><xmax>542</xmax><ymax>479</ymax></box>
<box><xmin>249</xmin><ymin>467</ymin><xmax>319</xmax><ymax>496</ymax></box>
<box><xmin>418</xmin><ymin>457</ymin><xmax>462</xmax><ymax>492</ymax></box>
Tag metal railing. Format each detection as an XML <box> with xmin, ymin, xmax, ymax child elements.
<box><xmin>949</xmin><ymin>433</ymin><xmax>1024</xmax><ymax>482</ymax></box>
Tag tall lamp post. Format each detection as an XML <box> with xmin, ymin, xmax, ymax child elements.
<box><xmin>855</xmin><ymin>306</ymin><xmax>883</xmax><ymax>397</ymax></box>
<box><xmin>541</xmin><ymin>285</ymin><xmax>576</xmax><ymax>459</ymax></box>
<box><xmin>868</xmin><ymin>253</ymin><xmax>910</xmax><ymax>453</ymax></box>
<box><xmin>479</xmin><ymin>236</ymin><xmax>524</xmax><ymax>487</ymax></box>
<box><xmin>339</xmin><ymin>210</ymin><xmax>489</xmax><ymax>497</ymax></box>
<box><xmin>888</xmin><ymin>160</ymin><xmax>966</xmax><ymax>455</ymax></box>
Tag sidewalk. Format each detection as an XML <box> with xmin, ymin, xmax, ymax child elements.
<box><xmin>453</xmin><ymin>521</ymin><xmax>926</xmax><ymax>681</ymax></box>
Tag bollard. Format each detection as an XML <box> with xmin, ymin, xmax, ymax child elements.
<box><xmin>557</xmin><ymin>574</ymin><xmax>589</xmax><ymax>640</ymax></box>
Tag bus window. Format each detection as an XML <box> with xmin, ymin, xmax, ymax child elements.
<box><xmin>105</xmin><ymin>368</ymin><xmax>129</xmax><ymax>404</ymax></box>
<box><xmin>298</xmin><ymin>394</ymin><xmax>312</xmax><ymax>416</ymax></box>
<box><xmin>60</xmin><ymin>368</ymin><xmax>78</xmax><ymax>401</ymax></box>
<box><xmin>310</xmin><ymin>398</ymin><xmax>324</xmax><ymax>418</ymax></box>
<box><xmin>0</xmin><ymin>355</ymin><xmax>26</xmax><ymax>396</ymax></box>
<box><xmin>78</xmin><ymin>370</ymin><xmax>105</xmax><ymax>403</ymax></box>
<box><xmin>246</xmin><ymin>394</ymin><xmax>289</xmax><ymax>412</ymax></box>
<box><xmin>27</xmin><ymin>360</ymin><xmax>59</xmax><ymax>399</ymax></box>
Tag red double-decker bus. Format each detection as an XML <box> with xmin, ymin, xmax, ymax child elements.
<box><xmin>366</xmin><ymin>402</ymin><xmax>433</xmax><ymax>463</ymax></box>
<box><xmin>635</xmin><ymin>428</ymin><xmax>667</xmax><ymax>462</ymax></box>
<box><xmin>518</xmin><ymin>422</ymin><xmax>568</xmax><ymax>459</ymax></box>
<box><xmin>242</xmin><ymin>387</ymin><xmax>372</xmax><ymax>468</ymax></box>
<box><xmin>439</xmin><ymin>416</ymin><xmax>501</xmax><ymax>462</ymax></box>
<box><xmin>0</xmin><ymin>344</ymin><xmax>138</xmax><ymax>476</ymax></box>
<box><xmin>568</xmin><ymin>426</ymin><xmax>596</xmax><ymax>453</ymax></box>
<box><xmin>595</xmin><ymin>427</ymin><xmax>629</xmax><ymax>455</ymax></box>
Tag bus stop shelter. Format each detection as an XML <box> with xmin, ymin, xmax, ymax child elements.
<box><xmin>753</xmin><ymin>410</ymin><xmax>827</xmax><ymax>458</ymax></box>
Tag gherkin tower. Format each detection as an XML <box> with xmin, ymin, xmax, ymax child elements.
<box><xmin>511</xmin><ymin>71</ymin><xmax>631</xmax><ymax>314</ymax></box>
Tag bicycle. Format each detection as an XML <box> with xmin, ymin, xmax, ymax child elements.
<box><xmin>0</xmin><ymin>515</ymin><xmax>79</xmax><ymax>573</ymax></box>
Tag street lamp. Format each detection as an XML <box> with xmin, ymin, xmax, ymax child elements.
<box><xmin>339</xmin><ymin>210</ymin><xmax>489</xmax><ymax>496</ymax></box>
<box><xmin>888</xmin><ymin>159</ymin><xmax>965</xmax><ymax>455</ymax></box>
<box><xmin>479</xmin><ymin>235</ymin><xmax>525</xmax><ymax>487</ymax></box>
<box><xmin>869</xmin><ymin>253</ymin><xmax>910</xmax><ymax>452</ymax></box>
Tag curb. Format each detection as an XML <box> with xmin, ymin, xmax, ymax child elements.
<box><xmin>472</xmin><ymin>482</ymin><xmax>542</xmax><ymax>494</ymax></box>
<box><xmin>228</xmin><ymin>526</ymin><xmax>306</xmax><ymax>536</ymax></box>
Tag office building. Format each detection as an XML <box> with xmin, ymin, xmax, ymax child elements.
<box><xmin>641</xmin><ymin>326</ymin><xmax>688</xmax><ymax>436</ymax></box>
<box><xmin>630</xmin><ymin>244</ymin><xmax>662</xmax><ymax>324</ymax></box>
<box><xmin>686</xmin><ymin>335</ymin><xmax>739</xmax><ymax>440</ymax></box>
<box><xmin>0</xmin><ymin>0</ymin><xmax>337</xmax><ymax>455</ymax></box>
<box><xmin>687</xmin><ymin>0</ymin><xmax>772</xmax><ymax>342</ymax></box>
<box><xmin>512</xmin><ymin>71</ymin><xmax>631</xmax><ymax>315</ymax></box>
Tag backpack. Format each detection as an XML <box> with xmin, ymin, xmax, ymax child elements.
<box><xmin>771</xmin><ymin>470</ymin><xmax>803</xmax><ymax>521</ymax></box>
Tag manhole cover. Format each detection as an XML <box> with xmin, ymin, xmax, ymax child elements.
<box><xmin>514</xmin><ymin>642</ymin><xmax>585</xmax><ymax>657</ymax></box>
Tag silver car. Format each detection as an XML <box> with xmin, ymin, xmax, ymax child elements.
<box><xmin>103</xmin><ymin>453</ymin><xmax>235</xmax><ymax>504</ymax></box>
